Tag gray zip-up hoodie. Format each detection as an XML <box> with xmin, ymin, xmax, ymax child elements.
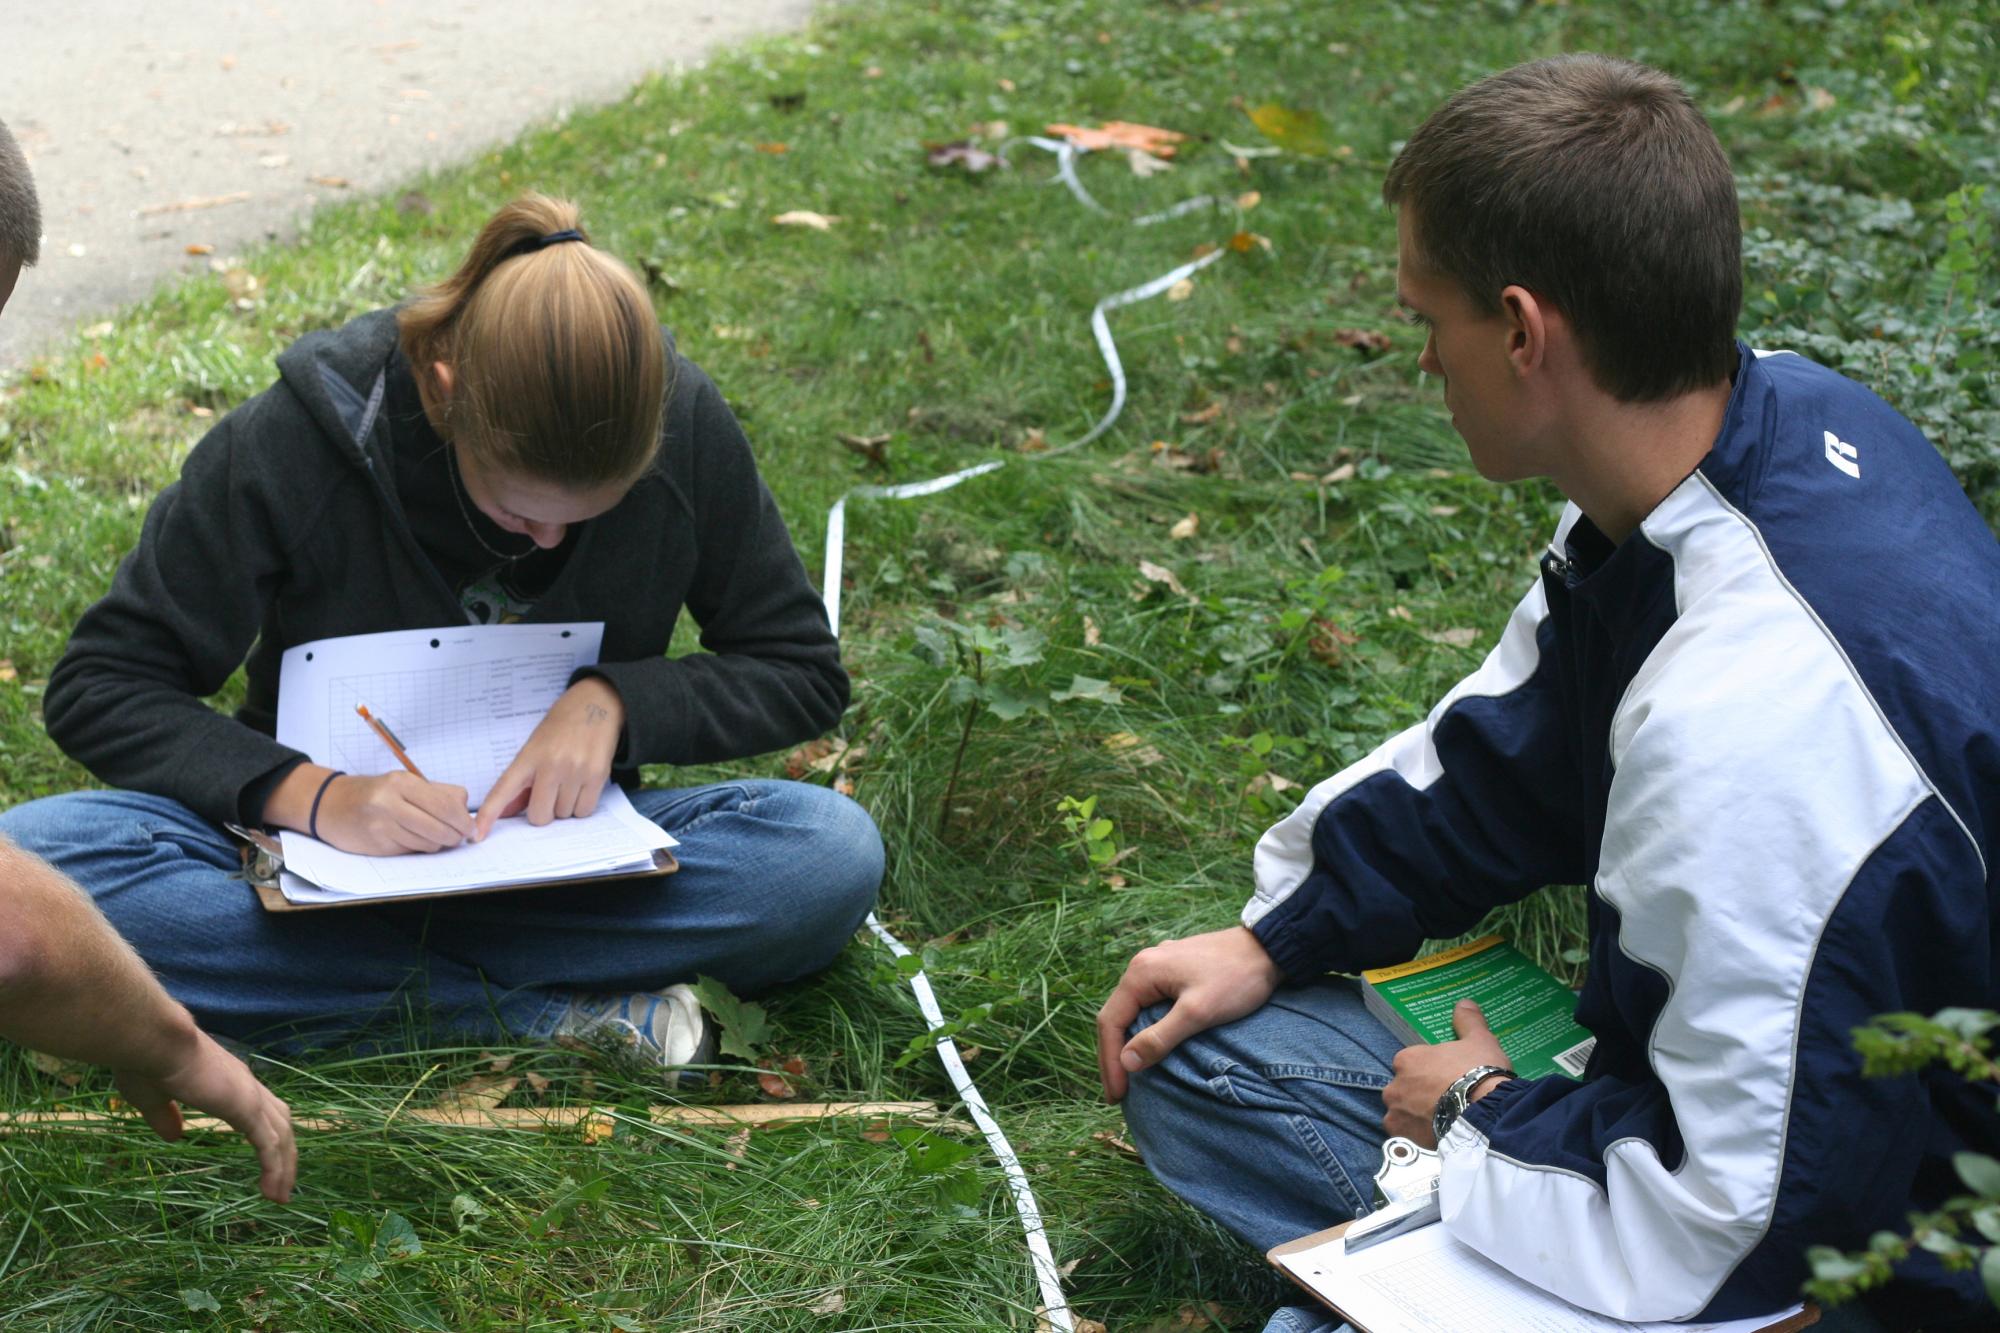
<box><xmin>44</xmin><ymin>309</ymin><xmax>847</xmax><ymax>826</ymax></box>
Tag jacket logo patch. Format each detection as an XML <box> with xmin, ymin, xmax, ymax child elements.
<box><xmin>1823</xmin><ymin>430</ymin><xmax>1860</xmax><ymax>479</ymax></box>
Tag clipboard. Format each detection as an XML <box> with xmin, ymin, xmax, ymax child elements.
<box><xmin>1267</xmin><ymin>1221</ymin><xmax>1821</xmax><ymax>1333</ymax></box>
<box><xmin>232</xmin><ymin>827</ymin><xmax>678</xmax><ymax>913</ymax></box>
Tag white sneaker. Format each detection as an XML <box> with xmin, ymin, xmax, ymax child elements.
<box><xmin>555</xmin><ymin>982</ymin><xmax>715</xmax><ymax>1086</ymax></box>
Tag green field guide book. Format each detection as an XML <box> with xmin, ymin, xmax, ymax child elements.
<box><xmin>1360</xmin><ymin>935</ymin><xmax>1595</xmax><ymax>1081</ymax></box>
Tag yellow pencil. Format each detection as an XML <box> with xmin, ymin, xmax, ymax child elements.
<box><xmin>355</xmin><ymin>703</ymin><xmax>429</xmax><ymax>780</ymax></box>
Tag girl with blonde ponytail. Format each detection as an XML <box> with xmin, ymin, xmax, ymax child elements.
<box><xmin>1</xmin><ymin>195</ymin><xmax>882</xmax><ymax>1073</ymax></box>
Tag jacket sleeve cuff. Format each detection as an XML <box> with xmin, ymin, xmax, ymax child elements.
<box><xmin>1247</xmin><ymin>899</ymin><xmax>1331</xmax><ymax>983</ymax></box>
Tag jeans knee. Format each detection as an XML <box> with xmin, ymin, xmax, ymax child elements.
<box><xmin>786</xmin><ymin>785</ymin><xmax>883</xmax><ymax>925</ymax></box>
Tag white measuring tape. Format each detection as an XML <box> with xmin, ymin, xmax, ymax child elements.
<box><xmin>835</xmin><ymin>137</ymin><xmax>1240</xmax><ymax>1331</ymax></box>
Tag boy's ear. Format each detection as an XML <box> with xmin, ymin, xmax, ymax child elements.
<box><xmin>1499</xmin><ymin>284</ymin><xmax>1549</xmax><ymax>377</ymax></box>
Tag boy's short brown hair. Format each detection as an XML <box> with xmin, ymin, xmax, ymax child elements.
<box><xmin>1384</xmin><ymin>54</ymin><xmax>1740</xmax><ymax>402</ymax></box>
<box><xmin>0</xmin><ymin>117</ymin><xmax>42</xmax><ymax>271</ymax></box>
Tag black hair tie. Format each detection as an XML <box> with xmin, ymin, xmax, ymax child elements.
<box><xmin>504</xmin><ymin>228</ymin><xmax>587</xmax><ymax>261</ymax></box>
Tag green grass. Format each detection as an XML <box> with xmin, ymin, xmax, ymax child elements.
<box><xmin>0</xmin><ymin>0</ymin><xmax>1994</xmax><ymax>1327</ymax></box>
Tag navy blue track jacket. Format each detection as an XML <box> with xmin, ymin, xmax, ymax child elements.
<box><xmin>1244</xmin><ymin>344</ymin><xmax>2000</xmax><ymax>1324</ymax></box>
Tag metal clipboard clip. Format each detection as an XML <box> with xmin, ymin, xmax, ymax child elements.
<box><xmin>224</xmin><ymin>822</ymin><xmax>286</xmax><ymax>888</ymax></box>
<box><xmin>1344</xmin><ymin>1135</ymin><xmax>1442</xmax><ymax>1254</ymax></box>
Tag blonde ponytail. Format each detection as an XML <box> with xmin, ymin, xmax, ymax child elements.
<box><xmin>398</xmin><ymin>193</ymin><xmax>667</xmax><ymax>487</ymax></box>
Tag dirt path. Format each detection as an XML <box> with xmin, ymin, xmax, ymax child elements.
<box><xmin>0</xmin><ymin>0</ymin><xmax>817</xmax><ymax>369</ymax></box>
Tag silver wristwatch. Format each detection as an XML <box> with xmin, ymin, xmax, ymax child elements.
<box><xmin>1432</xmin><ymin>1064</ymin><xmax>1512</xmax><ymax>1143</ymax></box>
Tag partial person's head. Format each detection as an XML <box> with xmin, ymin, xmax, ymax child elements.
<box><xmin>398</xmin><ymin>193</ymin><xmax>666</xmax><ymax>547</ymax></box>
<box><xmin>0</xmin><ymin>117</ymin><xmax>43</xmax><ymax>318</ymax></box>
<box><xmin>1383</xmin><ymin>55</ymin><xmax>1741</xmax><ymax>478</ymax></box>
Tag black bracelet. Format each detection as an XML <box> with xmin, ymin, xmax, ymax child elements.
<box><xmin>308</xmin><ymin>770</ymin><xmax>344</xmax><ymax>840</ymax></box>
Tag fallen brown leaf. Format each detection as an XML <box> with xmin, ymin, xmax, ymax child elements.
<box><xmin>1179</xmin><ymin>402</ymin><xmax>1223</xmax><ymax>426</ymax></box>
<box><xmin>808</xmin><ymin>1290</ymin><xmax>846</xmax><ymax>1316</ymax></box>
<box><xmin>1144</xmin><ymin>556</ymin><xmax>1184</xmax><ymax>600</ymax></box>
<box><xmin>1017</xmin><ymin>427</ymin><xmax>1048</xmax><ymax>453</ymax></box>
<box><xmin>1227</xmin><ymin>230</ymin><xmax>1272</xmax><ymax>254</ymax></box>
<box><xmin>758</xmin><ymin>1054</ymin><xmax>808</xmax><ymax>1100</ymax></box>
<box><xmin>1092</xmin><ymin>1129</ymin><xmax>1142</xmax><ymax>1158</ymax></box>
<box><xmin>1333</xmin><ymin>327</ymin><xmax>1393</xmax><ymax>355</ymax></box>
<box><xmin>138</xmin><ymin>191</ymin><xmax>252</xmax><ymax>217</ymax></box>
<box><xmin>1044</xmin><ymin>120</ymin><xmax>1188</xmax><ymax>158</ymax></box>
<box><xmin>1421</xmin><ymin>627</ymin><xmax>1481</xmax><ymax>648</ymax></box>
<box><xmin>755</xmin><ymin>141</ymin><xmax>790</xmax><ymax>154</ymax></box>
<box><xmin>784</xmin><ymin>738</ymin><xmax>835</xmax><ymax>779</ymax></box>
<box><xmin>927</xmin><ymin>141</ymin><xmax>1002</xmax><ymax>173</ymax></box>
<box><xmin>1235</xmin><ymin>190</ymin><xmax>1262</xmax><ymax>210</ymax></box>
<box><xmin>837</xmin><ymin>431</ymin><xmax>891</xmax><ymax>465</ymax></box>
<box><xmin>1309</xmin><ymin>617</ymin><xmax>1359</xmax><ymax>666</ymax></box>
<box><xmin>772</xmin><ymin>210</ymin><xmax>839</xmax><ymax>230</ymax></box>
<box><xmin>723</xmin><ymin>1125</ymin><xmax>752</xmax><ymax>1168</ymax></box>
<box><xmin>1166</xmin><ymin>277</ymin><xmax>1195</xmax><ymax>302</ymax></box>
<box><xmin>1127</xmin><ymin>147</ymin><xmax>1175</xmax><ymax>177</ymax></box>
<box><xmin>309</xmin><ymin>174</ymin><xmax>352</xmax><ymax>188</ymax></box>
<box><xmin>1168</xmin><ymin>512</ymin><xmax>1199</xmax><ymax>541</ymax></box>
<box><xmin>429</xmin><ymin>1073</ymin><xmax>519</xmax><ymax>1115</ymax></box>
<box><xmin>1083</xmin><ymin>615</ymin><xmax>1102</xmax><ymax>647</ymax></box>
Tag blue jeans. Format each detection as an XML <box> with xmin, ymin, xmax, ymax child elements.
<box><xmin>1120</xmin><ymin>980</ymin><xmax>1894</xmax><ymax>1333</ymax></box>
<box><xmin>0</xmin><ymin>780</ymin><xmax>882</xmax><ymax>1052</ymax></box>
<box><xmin>1122</xmin><ymin>980</ymin><xmax>1398</xmax><ymax>1333</ymax></box>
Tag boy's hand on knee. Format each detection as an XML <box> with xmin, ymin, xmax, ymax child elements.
<box><xmin>1096</xmin><ymin>926</ymin><xmax>1282</xmax><ymax>1104</ymax></box>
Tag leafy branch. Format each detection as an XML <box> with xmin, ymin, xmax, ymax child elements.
<box><xmin>1805</xmin><ymin>1008</ymin><xmax>2000</xmax><ymax>1310</ymax></box>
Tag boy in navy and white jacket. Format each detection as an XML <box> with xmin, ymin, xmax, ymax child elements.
<box><xmin>1097</xmin><ymin>54</ymin><xmax>2000</xmax><ymax>1330</ymax></box>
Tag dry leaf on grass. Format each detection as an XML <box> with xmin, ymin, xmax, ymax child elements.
<box><xmin>1135</xmin><ymin>560</ymin><xmax>1196</xmax><ymax>604</ymax></box>
<box><xmin>1083</xmin><ymin>615</ymin><xmax>1102</xmax><ymax>646</ymax></box>
<box><xmin>1421</xmin><ymin>627</ymin><xmax>1481</xmax><ymax>648</ymax></box>
<box><xmin>1227</xmin><ymin>230</ymin><xmax>1272</xmax><ymax>254</ymax></box>
<box><xmin>1092</xmin><ymin>1130</ymin><xmax>1141</xmax><ymax>1158</ymax></box>
<box><xmin>1127</xmin><ymin>147</ymin><xmax>1175</xmax><ymax>177</ymax></box>
<box><xmin>926</xmin><ymin>141</ymin><xmax>1002</xmax><ymax>173</ymax></box>
<box><xmin>1044</xmin><ymin>119</ymin><xmax>1188</xmax><ymax>158</ymax></box>
<box><xmin>1235</xmin><ymin>190</ymin><xmax>1262</xmax><ymax>210</ymax></box>
<box><xmin>1246</xmin><ymin>771</ymin><xmax>1302</xmax><ymax>796</ymax></box>
<box><xmin>755</xmin><ymin>141</ymin><xmax>789</xmax><ymax>154</ymax></box>
<box><xmin>1016</xmin><ymin>427</ymin><xmax>1049</xmax><ymax>453</ymax></box>
<box><xmin>837</xmin><ymin>431</ymin><xmax>891</xmax><ymax>465</ymax></box>
<box><xmin>808</xmin><ymin>1290</ymin><xmax>847</xmax><ymax>1316</ymax></box>
<box><xmin>772</xmin><ymin>210</ymin><xmax>839</xmax><ymax>230</ymax></box>
<box><xmin>1168</xmin><ymin>512</ymin><xmax>1199</xmax><ymax>540</ymax></box>
<box><xmin>1165</xmin><ymin>277</ymin><xmax>1195</xmax><ymax>302</ymax></box>
<box><xmin>428</xmin><ymin>1074</ymin><xmax>519</xmax><ymax>1115</ymax></box>
<box><xmin>1332</xmin><ymin>327</ymin><xmax>1393</xmax><ymax>355</ymax></box>
<box><xmin>1151</xmin><ymin>442</ymin><xmax>1227</xmax><ymax>474</ymax></box>
<box><xmin>1309</xmin><ymin>618</ymin><xmax>1359</xmax><ymax>667</ymax></box>
<box><xmin>0</xmin><ymin>661</ymin><xmax>14</xmax><ymax>683</ymax></box>
<box><xmin>758</xmin><ymin>1054</ymin><xmax>808</xmax><ymax>1100</ymax></box>
<box><xmin>722</xmin><ymin>1125</ymin><xmax>752</xmax><ymax>1169</ymax></box>
<box><xmin>1179</xmin><ymin>402</ymin><xmax>1223</xmax><ymax>426</ymax></box>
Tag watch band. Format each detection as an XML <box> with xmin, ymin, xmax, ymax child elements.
<box><xmin>1432</xmin><ymin>1063</ymin><xmax>1513</xmax><ymax>1143</ymax></box>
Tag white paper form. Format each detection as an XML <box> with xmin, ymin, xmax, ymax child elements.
<box><xmin>1274</xmin><ymin>1224</ymin><xmax>1805</xmax><ymax>1333</ymax></box>
<box><xmin>276</xmin><ymin>623</ymin><xmax>605</xmax><ymax>808</ymax></box>
<box><xmin>278</xmin><ymin>785</ymin><xmax>677</xmax><ymax>903</ymax></box>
